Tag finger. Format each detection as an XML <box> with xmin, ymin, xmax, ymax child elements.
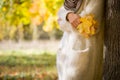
<box><xmin>76</xmin><ymin>20</ymin><xmax>81</xmax><ymax>26</ymax></box>
<box><xmin>76</xmin><ymin>18</ymin><xmax>81</xmax><ymax>23</ymax></box>
<box><xmin>73</xmin><ymin>19</ymin><xmax>80</xmax><ymax>27</ymax></box>
<box><xmin>76</xmin><ymin>18</ymin><xmax>81</xmax><ymax>26</ymax></box>
<box><xmin>71</xmin><ymin>20</ymin><xmax>77</xmax><ymax>28</ymax></box>
<box><xmin>78</xmin><ymin>18</ymin><xmax>81</xmax><ymax>23</ymax></box>
<box><xmin>74</xmin><ymin>21</ymin><xmax>79</xmax><ymax>28</ymax></box>
<box><xmin>71</xmin><ymin>19</ymin><xmax>78</xmax><ymax>28</ymax></box>
<box><xmin>71</xmin><ymin>22</ymin><xmax>76</xmax><ymax>28</ymax></box>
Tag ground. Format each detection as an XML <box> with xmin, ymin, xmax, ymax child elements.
<box><xmin>0</xmin><ymin>40</ymin><xmax>59</xmax><ymax>80</ymax></box>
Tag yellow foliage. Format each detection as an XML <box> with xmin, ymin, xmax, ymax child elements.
<box><xmin>43</xmin><ymin>16</ymin><xmax>54</xmax><ymax>32</ymax></box>
<box><xmin>2</xmin><ymin>7</ymin><xmax>7</xmax><ymax>12</ymax></box>
<box><xmin>77</xmin><ymin>14</ymin><xmax>98</xmax><ymax>38</ymax></box>
<box><xmin>43</xmin><ymin>15</ymin><xmax>59</xmax><ymax>32</ymax></box>
<box><xmin>9</xmin><ymin>27</ymin><xmax>17</xmax><ymax>39</ymax></box>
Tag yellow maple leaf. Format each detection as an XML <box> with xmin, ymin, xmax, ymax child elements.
<box><xmin>77</xmin><ymin>14</ymin><xmax>98</xmax><ymax>38</ymax></box>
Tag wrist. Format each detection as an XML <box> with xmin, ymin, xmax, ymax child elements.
<box><xmin>66</xmin><ymin>12</ymin><xmax>74</xmax><ymax>21</ymax></box>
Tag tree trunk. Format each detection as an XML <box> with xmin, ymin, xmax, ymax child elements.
<box><xmin>104</xmin><ymin>0</ymin><xmax>120</xmax><ymax>80</ymax></box>
<box><xmin>30</xmin><ymin>23</ymin><xmax>38</xmax><ymax>42</ymax></box>
<box><xmin>18</xmin><ymin>24</ymin><xmax>24</xmax><ymax>42</ymax></box>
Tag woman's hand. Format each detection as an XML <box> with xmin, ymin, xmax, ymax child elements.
<box><xmin>67</xmin><ymin>12</ymin><xmax>81</xmax><ymax>28</ymax></box>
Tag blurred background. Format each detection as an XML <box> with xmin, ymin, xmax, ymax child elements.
<box><xmin>0</xmin><ymin>0</ymin><xmax>64</xmax><ymax>80</ymax></box>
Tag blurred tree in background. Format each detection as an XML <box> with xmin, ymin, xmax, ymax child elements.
<box><xmin>0</xmin><ymin>0</ymin><xmax>64</xmax><ymax>42</ymax></box>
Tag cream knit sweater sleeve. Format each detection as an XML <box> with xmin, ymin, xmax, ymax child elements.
<box><xmin>58</xmin><ymin>6</ymin><xmax>73</xmax><ymax>32</ymax></box>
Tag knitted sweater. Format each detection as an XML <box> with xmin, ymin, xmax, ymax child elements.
<box><xmin>57</xmin><ymin>0</ymin><xmax>104</xmax><ymax>80</ymax></box>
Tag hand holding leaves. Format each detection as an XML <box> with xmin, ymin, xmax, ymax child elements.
<box><xmin>67</xmin><ymin>12</ymin><xmax>81</xmax><ymax>28</ymax></box>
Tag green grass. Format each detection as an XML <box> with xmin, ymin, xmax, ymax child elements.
<box><xmin>0</xmin><ymin>51</ymin><xmax>57</xmax><ymax>80</ymax></box>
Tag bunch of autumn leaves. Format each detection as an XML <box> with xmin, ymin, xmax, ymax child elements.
<box><xmin>77</xmin><ymin>14</ymin><xmax>98</xmax><ymax>38</ymax></box>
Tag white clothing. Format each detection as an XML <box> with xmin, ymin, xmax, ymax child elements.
<box><xmin>57</xmin><ymin>0</ymin><xmax>104</xmax><ymax>80</ymax></box>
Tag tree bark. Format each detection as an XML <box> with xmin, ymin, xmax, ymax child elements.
<box><xmin>104</xmin><ymin>0</ymin><xmax>120</xmax><ymax>80</ymax></box>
